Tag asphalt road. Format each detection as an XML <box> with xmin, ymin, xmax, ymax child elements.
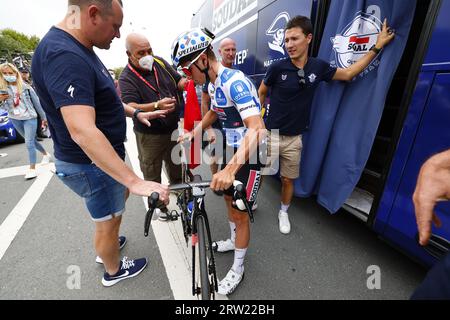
<box><xmin>0</xmin><ymin>137</ymin><xmax>426</xmax><ymax>300</ymax></box>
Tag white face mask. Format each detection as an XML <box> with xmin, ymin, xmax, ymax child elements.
<box><xmin>3</xmin><ymin>75</ymin><xmax>17</xmax><ymax>83</ymax></box>
<box><xmin>139</xmin><ymin>55</ymin><xmax>154</xmax><ymax>71</ymax></box>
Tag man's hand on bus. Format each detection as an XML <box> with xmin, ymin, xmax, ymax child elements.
<box><xmin>413</xmin><ymin>151</ymin><xmax>450</xmax><ymax>246</ymax></box>
<box><xmin>375</xmin><ymin>18</ymin><xmax>396</xmax><ymax>49</ymax></box>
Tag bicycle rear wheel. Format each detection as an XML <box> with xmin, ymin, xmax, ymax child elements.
<box><xmin>196</xmin><ymin>215</ymin><xmax>212</xmax><ymax>300</ymax></box>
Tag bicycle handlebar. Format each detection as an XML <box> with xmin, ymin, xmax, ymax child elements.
<box><xmin>144</xmin><ymin>178</ymin><xmax>254</xmax><ymax>237</ymax></box>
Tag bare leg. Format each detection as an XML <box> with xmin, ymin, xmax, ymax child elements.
<box><xmin>281</xmin><ymin>177</ymin><xmax>295</xmax><ymax>207</ymax></box>
<box><xmin>95</xmin><ymin>216</ymin><xmax>122</xmax><ymax>275</ymax></box>
<box><xmin>225</xmin><ymin>195</ymin><xmax>250</xmax><ymax>249</ymax></box>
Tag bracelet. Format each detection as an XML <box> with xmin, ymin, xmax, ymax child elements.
<box><xmin>370</xmin><ymin>45</ymin><xmax>382</xmax><ymax>54</ymax></box>
<box><xmin>154</xmin><ymin>102</ymin><xmax>160</xmax><ymax>111</ymax></box>
<box><xmin>133</xmin><ymin>109</ymin><xmax>143</xmax><ymax>120</ymax></box>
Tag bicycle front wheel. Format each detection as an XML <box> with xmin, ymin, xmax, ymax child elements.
<box><xmin>196</xmin><ymin>215</ymin><xmax>212</xmax><ymax>300</ymax></box>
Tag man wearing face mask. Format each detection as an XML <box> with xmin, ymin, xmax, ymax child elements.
<box><xmin>119</xmin><ymin>33</ymin><xmax>187</xmax><ymax>217</ymax></box>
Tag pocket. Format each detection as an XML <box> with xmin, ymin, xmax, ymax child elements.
<box><xmin>56</xmin><ymin>172</ymin><xmax>92</xmax><ymax>198</ymax></box>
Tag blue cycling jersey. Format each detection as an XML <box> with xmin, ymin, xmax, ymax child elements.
<box><xmin>208</xmin><ymin>65</ymin><xmax>261</xmax><ymax>148</ymax></box>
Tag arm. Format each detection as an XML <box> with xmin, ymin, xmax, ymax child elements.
<box><xmin>413</xmin><ymin>150</ymin><xmax>450</xmax><ymax>246</ymax></box>
<box><xmin>61</xmin><ymin>105</ymin><xmax>169</xmax><ymax>202</ymax></box>
<box><xmin>28</xmin><ymin>87</ymin><xmax>47</xmax><ymax>121</ymax></box>
<box><xmin>211</xmin><ymin>115</ymin><xmax>267</xmax><ymax>191</ymax></box>
<box><xmin>123</xmin><ymin>102</ymin><xmax>169</xmax><ymax>127</ymax></box>
<box><xmin>258</xmin><ymin>82</ymin><xmax>269</xmax><ymax>110</ymax></box>
<box><xmin>201</xmin><ymin>90</ymin><xmax>217</xmax><ymax>142</ymax></box>
<box><xmin>333</xmin><ymin>19</ymin><xmax>395</xmax><ymax>81</ymax></box>
<box><xmin>191</xmin><ymin>110</ymin><xmax>218</xmax><ymax>137</ymax></box>
<box><xmin>127</xmin><ymin>97</ymin><xmax>176</xmax><ymax>113</ymax></box>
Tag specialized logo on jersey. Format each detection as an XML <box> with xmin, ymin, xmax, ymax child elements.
<box><xmin>331</xmin><ymin>7</ymin><xmax>382</xmax><ymax>68</ymax></box>
<box><xmin>67</xmin><ymin>85</ymin><xmax>75</xmax><ymax>98</ymax></box>
<box><xmin>308</xmin><ymin>73</ymin><xmax>317</xmax><ymax>83</ymax></box>
<box><xmin>266</xmin><ymin>12</ymin><xmax>290</xmax><ymax>56</ymax></box>
<box><xmin>281</xmin><ymin>74</ymin><xmax>287</xmax><ymax>81</ymax></box>
<box><xmin>215</xmin><ymin>88</ymin><xmax>227</xmax><ymax>106</ymax></box>
<box><xmin>230</xmin><ymin>80</ymin><xmax>252</xmax><ymax>104</ymax></box>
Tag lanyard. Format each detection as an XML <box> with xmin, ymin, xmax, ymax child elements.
<box><xmin>128</xmin><ymin>63</ymin><xmax>161</xmax><ymax>99</ymax></box>
<box><xmin>13</xmin><ymin>91</ymin><xmax>20</xmax><ymax>108</ymax></box>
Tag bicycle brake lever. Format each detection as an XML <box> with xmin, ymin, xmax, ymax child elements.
<box><xmin>234</xmin><ymin>184</ymin><xmax>255</xmax><ymax>223</ymax></box>
<box><xmin>144</xmin><ymin>192</ymin><xmax>160</xmax><ymax>237</ymax></box>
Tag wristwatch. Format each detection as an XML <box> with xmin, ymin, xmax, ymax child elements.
<box><xmin>133</xmin><ymin>109</ymin><xmax>144</xmax><ymax>120</ymax></box>
<box><xmin>154</xmin><ymin>102</ymin><xmax>160</xmax><ymax>111</ymax></box>
<box><xmin>370</xmin><ymin>45</ymin><xmax>382</xmax><ymax>54</ymax></box>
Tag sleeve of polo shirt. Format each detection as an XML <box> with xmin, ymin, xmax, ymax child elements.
<box><xmin>319</xmin><ymin>59</ymin><xmax>337</xmax><ymax>82</ymax></box>
<box><xmin>43</xmin><ymin>52</ymin><xmax>95</xmax><ymax>109</ymax></box>
<box><xmin>119</xmin><ymin>74</ymin><xmax>141</xmax><ymax>105</ymax></box>
<box><xmin>263</xmin><ymin>63</ymin><xmax>277</xmax><ymax>87</ymax></box>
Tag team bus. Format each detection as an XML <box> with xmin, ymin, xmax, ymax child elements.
<box><xmin>191</xmin><ymin>0</ymin><xmax>450</xmax><ymax>268</ymax></box>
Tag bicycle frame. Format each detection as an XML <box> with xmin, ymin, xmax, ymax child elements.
<box><xmin>189</xmin><ymin>185</ymin><xmax>218</xmax><ymax>297</ymax></box>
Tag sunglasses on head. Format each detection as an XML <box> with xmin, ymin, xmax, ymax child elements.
<box><xmin>178</xmin><ymin>48</ymin><xmax>207</xmax><ymax>78</ymax></box>
<box><xmin>298</xmin><ymin>69</ymin><xmax>306</xmax><ymax>86</ymax></box>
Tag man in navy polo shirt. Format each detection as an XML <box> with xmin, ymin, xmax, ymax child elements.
<box><xmin>32</xmin><ymin>0</ymin><xmax>170</xmax><ymax>287</ymax></box>
<box><xmin>259</xmin><ymin>16</ymin><xmax>395</xmax><ymax>235</ymax></box>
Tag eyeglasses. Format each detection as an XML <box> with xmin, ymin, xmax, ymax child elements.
<box><xmin>178</xmin><ymin>48</ymin><xmax>207</xmax><ymax>78</ymax></box>
<box><xmin>298</xmin><ymin>69</ymin><xmax>306</xmax><ymax>86</ymax></box>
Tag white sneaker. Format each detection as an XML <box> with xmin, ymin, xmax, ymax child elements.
<box><xmin>25</xmin><ymin>169</ymin><xmax>37</xmax><ymax>180</ymax></box>
<box><xmin>212</xmin><ymin>239</ymin><xmax>235</xmax><ymax>253</ymax></box>
<box><xmin>278</xmin><ymin>211</ymin><xmax>291</xmax><ymax>235</ymax></box>
<box><xmin>41</xmin><ymin>153</ymin><xmax>52</xmax><ymax>164</ymax></box>
<box><xmin>218</xmin><ymin>268</ymin><xmax>244</xmax><ymax>296</ymax></box>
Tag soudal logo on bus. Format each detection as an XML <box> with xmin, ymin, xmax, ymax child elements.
<box><xmin>212</xmin><ymin>0</ymin><xmax>258</xmax><ymax>34</ymax></box>
<box><xmin>331</xmin><ymin>11</ymin><xmax>382</xmax><ymax>68</ymax></box>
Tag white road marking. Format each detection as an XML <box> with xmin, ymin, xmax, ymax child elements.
<box><xmin>125</xmin><ymin>119</ymin><xmax>227</xmax><ymax>300</ymax></box>
<box><xmin>0</xmin><ymin>166</ymin><xmax>54</xmax><ymax>261</ymax></box>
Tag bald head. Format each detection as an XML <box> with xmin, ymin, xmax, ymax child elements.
<box><xmin>218</xmin><ymin>38</ymin><xmax>237</xmax><ymax>68</ymax></box>
<box><xmin>219</xmin><ymin>38</ymin><xmax>236</xmax><ymax>50</ymax></box>
<box><xmin>125</xmin><ymin>33</ymin><xmax>150</xmax><ymax>52</ymax></box>
<box><xmin>126</xmin><ymin>33</ymin><xmax>154</xmax><ymax>69</ymax></box>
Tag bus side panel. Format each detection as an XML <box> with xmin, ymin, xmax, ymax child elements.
<box><xmin>383</xmin><ymin>73</ymin><xmax>450</xmax><ymax>267</ymax></box>
<box><xmin>374</xmin><ymin>0</ymin><xmax>450</xmax><ymax>267</ymax></box>
<box><xmin>373</xmin><ymin>72</ymin><xmax>435</xmax><ymax>234</ymax></box>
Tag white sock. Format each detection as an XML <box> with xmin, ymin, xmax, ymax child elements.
<box><xmin>232</xmin><ymin>248</ymin><xmax>247</xmax><ymax>275</ymax></box>
<box><xmin>281</xmin><ymin>203</ymin><xmax>290</xmax><ymax>213</ymax></box>
<box><xmin>229</xmin><ymin>221</ymin><xmax>236</xmax><ymax>243</ymax></box>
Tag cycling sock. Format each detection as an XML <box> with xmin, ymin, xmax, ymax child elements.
<box><xmin>281</xmin><ymin>203</ymin><xmax>290</xmax><ymax>213</ymax></box>
<box><xmin>232</xmin><ymin>248</ymin><xmax>247</xmax><ymax>275</ymax></box>
<box><xmin>229</xmin><ymin>221</ymin><xmax>236</xmax><ymax>243</ymax></box>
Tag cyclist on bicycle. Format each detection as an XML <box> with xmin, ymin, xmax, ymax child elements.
<box><xmin>172</xmin><ymin>28</ymin><xmax>266</xmax><ymax>296</ymax></box>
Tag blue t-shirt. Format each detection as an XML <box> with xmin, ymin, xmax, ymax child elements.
<box><xmin>32</xmin><ymin>27</ymin><xmax>126</xmax><ymax>164</ymax></box>
<box><xmin>264</xmin><ymin>57</ymin><xmax>336</xmax><ymax>136</ymax></box>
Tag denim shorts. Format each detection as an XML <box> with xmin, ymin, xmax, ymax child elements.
<box><xmin>55</xmin><ymin>159</ymin><xmax>126</xmax><ymax>222</ymax></box>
